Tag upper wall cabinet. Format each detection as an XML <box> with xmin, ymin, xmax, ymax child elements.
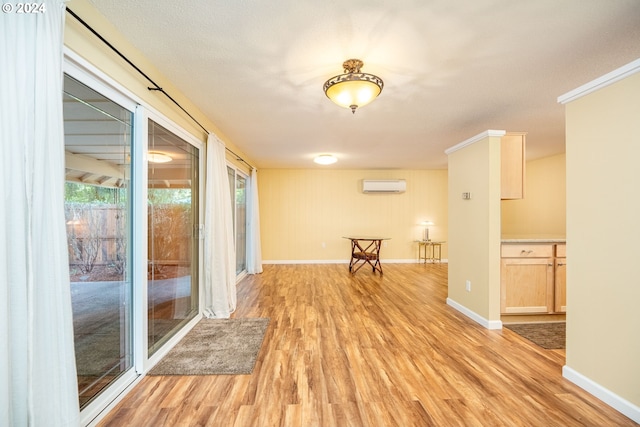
<box><xmin>501</xmin><ymin>133</ymin><xmax>526</xmax><ymax>199</ymax></box>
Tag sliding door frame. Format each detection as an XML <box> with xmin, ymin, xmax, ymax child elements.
<box><xmin>64</xmin><ymin>51</ymin><xmax>140</xmax><ymax>427</ymax></box>
<box><xmin>136</xmin><ymin>107</ymin><xmax>205</xmax><ymax>373</ymax></box>
<box><xmin>226</xmin><ymin>163</ymin><xmax>250</xmax><ymax>279</ymax></box>
<box><xmin>64</xmin><ymin>49</ymin><xmax>205</xmax><ymax>427</ymax></box>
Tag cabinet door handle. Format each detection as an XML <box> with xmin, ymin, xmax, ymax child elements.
<box><xmin>521</xmin><ymin>250</ymin><xmax>534</xmax><ymax>255</ymax></box>
<box><xmin>548</xmin><ymin>263</ymin><xmax>554</xmax><ymax>267</ymax></box>
<box><xmin>557</xmin><ymin>262</ymin><xmax>566</xmax><ymax>266</ymax></box>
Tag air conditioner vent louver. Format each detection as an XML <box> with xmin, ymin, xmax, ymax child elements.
<box><xmin>362</xmin><ymin>179</ymin><xmax>406</xmax><ymax>193</ymax></box>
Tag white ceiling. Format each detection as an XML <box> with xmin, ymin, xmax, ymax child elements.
<box><xmin>86</xmin><ymin>0</ymin><xmax>640</xmax><ymax>169</ymax></box>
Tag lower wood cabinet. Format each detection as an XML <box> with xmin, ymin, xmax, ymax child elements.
<box><xmin>554</xmin><ymin>244</ymin><xmax>566</xmax><ymax>312</ymax></box>
<box><xmin>500</xmin><ymin>243</ymin><xmax>566</xmax><ymax>315</ymax></box>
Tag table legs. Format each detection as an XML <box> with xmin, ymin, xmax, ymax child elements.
<box><xmin>349</xmin><ymin>239</ymin><xmax>383</xmax><ymax>275</ymax></box>
<box><xmin>418</xmin><ymin>242</ymin><xmax>442</xmax><ymax>263</ymax></box>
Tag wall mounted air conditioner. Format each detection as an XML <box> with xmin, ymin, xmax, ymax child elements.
<box><xmin>362</xmin><ymin>179</ymin><xmax>406</xmax><ymax>193</ymax></box>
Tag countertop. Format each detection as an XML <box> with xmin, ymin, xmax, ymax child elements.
<box><xmin>501</xmin><ymin>235</ymin><xmax>566</xmax><ymax>243</ymax></box>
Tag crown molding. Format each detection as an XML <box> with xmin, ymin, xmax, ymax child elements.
<box><xmin>444</xmin><ymin>130</ymin><xmax>506</xmax><ymax>155</ymax></box>
<box><xmin>558</xmin><ymin>58</ymin><xmax>640</xmax><ymax>105</ymax></box>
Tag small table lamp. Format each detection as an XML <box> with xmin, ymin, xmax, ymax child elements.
<box><xmin>420</xmin><ymin>220</ymin><xmax>434</xmax><ymax>241</ymax></box>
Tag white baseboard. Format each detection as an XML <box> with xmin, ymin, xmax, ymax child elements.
<box><xmin>263</xmin><ymin>259</ymin><xmax>348</xmax><ymax>264</ymax></box>
<box><xmin>562</xmin><ymin>365</ymin><xmax>640</xmax><ymax>424</ymax></box>
<box><xmin>262</xmin><ymin>259</ymin><xmax>449</xmax><ymax>264</ymax></box>
<box><xmin>446</xmin><ymin>297</ymin><xmax>502</xmax><ymax>330</ymax></box>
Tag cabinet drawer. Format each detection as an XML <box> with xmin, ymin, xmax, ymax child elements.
<box><xmin>501</xmin><ymin>244</ymin><xmax>553</xmax><ymax>258</ymax></box>
<box><xmin>555</xmin><ymin>244</ymin><xmax>566</xmax><ymax>258</ymax></box>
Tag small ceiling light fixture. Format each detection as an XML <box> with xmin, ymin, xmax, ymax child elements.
<box><xmin>314</xmin><ymin>154</ymin><xmax>338</xmax><ymax>165</ymax></box>
<box><xmin>323</xmin><ymin>59</ymin><xmax>384</xmax><ymax>114</ymax></box>
<box><xmin>148</xmin><ymin>151</ymin><xmax>173</xmax><ymax>163</ymax></box>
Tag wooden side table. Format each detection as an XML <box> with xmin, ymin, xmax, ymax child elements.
<box><xmin>415</xmin><ymin>240</ymin><xmax>445</xmax><ymax>263</ymax></box>
<box><xmin>343</xmin><ymin>236</ymin><xmax>391</xmax><ymax>275</ymax></box>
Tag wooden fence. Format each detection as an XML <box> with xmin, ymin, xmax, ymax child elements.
<box><xmin>65</xmin><ymin>204</ymin><xmax>192</xmax><ymax>274</ymax></box>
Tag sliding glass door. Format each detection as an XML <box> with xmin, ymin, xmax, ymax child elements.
<box><xmin>63</xmin><ymin>75</ymin><xmax>133</xmax><ymax>408</ymax></box>
<box><xmin>227</xmin><ymin>166</ymin><xmax>248</xmax><ymax>275</ymax></box>
<box><xmin>63</xmin><ymin>71</ymin><xmax>202</xmax><ymax>415</ymax></box>
<box><xmin>235</xmin><ymin>174</ymin><xmax>247</xmax><ymax>274</ymax></box>
<box><xmin>147</xmin><ymin>119</ymin><xmax>200</xmax><ymax>355</ymax></box>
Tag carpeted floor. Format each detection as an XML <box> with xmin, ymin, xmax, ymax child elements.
<box><xmin>148</xmin><ymin>317</ymin><xmax>270</xmax><ymax>375</ymax></box>
<box><xmin>504</xmin><ymin>322</ymin><xmax>566</xmax><ymax>349</ymax></box>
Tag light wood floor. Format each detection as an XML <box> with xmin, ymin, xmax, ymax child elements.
<box><xmin>98</xmin><ymin>264</ymin><xmax>637</xmax><ymax>427</ymax></box>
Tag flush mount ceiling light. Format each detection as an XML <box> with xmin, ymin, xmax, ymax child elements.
<box><xmin>314</xmin><ymin>154</ymin><xmax>338</xmax><ymax>165</ymax></box>
<box><xmin>148</xmin><ymin>151</ymin><xmax>173</xmax><ymax>163</ymax></box>
<box><xmin>323</xmin><ymin>59</ymin><xmax>384</xmax><ymax>114</ymax></box>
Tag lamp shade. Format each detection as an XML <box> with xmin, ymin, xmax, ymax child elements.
<box><xmin>420</xmin><ymin>220</ymin><xmax>434</xmax><ymax>241</ymax></box>
<box><xmin>323</xmin><ymin>59</ymin><xmax>383</xmax><ymax>114</ymax></box>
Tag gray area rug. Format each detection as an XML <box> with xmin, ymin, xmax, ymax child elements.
<box><xmin>148</xmin><ymin>318</ymin><xmax>269</xmax><ymax>375</ymax></box>
<box><xmin>504</xmin><ymin>322</ymin><xmax>565</xmax><ymax>349</ymax></box>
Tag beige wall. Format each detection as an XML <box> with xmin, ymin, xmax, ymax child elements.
<box><xmin>60</xmin><ymin>1</ymin><xmax>640</xmax><ymax>419</ymax></box>
<box><xmin>258</xmin><ymin>169</ymin><xmax>448</xmax><ymax>261</ymax></box>
<box><xmin>501</xmin><ymin>153</ymin><xmax>566</xmax><ymax>237</ymax></box>
<box><xmin>446</xmin><ymin>133</ymin><xmax>502</xmax><ymax>322</ymax></box>
<box><xmin>564</xmin><ymin>70</ymin><xmax>640</xmax><ymax>409</ymax></box>
<box><xmin>64</xmin><ymin>0</ymin><xmax>253</xmax><ymax>173</ymax></box>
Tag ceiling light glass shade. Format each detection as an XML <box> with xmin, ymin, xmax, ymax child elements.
<box><xmin>314</xmin><ymin>154</ymin><xmax>338</xmax><ymax>165</ymax></box>
<box><xmin>323</xmin><ymin>59</ymin><xmax>383</xmax><ymax>114</ymax></box>
<box><xmin>148</xmin><ymin>151</ymin><xmax>173</xmax><ymax>163</ymax></box>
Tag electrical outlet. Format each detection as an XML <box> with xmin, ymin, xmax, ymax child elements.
<box><xmin>465</xmin><ymin>280</ymin><xmax>471</xmax><ymax>292</ymax></box>
<box><xmin>322</xmin><ymin>242</ymin><xmax>326</xmax><ymax>248</ymax></box>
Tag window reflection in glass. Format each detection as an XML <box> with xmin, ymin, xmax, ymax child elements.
<box><xmin>235</xmin><ymin>174</ymin><xmax>247</xmax><ymax>274</ymax></box>
<box><xmin>147</xmin><ymin>120</ymin><xmax>199</xmax><ymax>355</ymax></box>
<box><xmin>63</xmin><ymin>75</ymin><xmax>132</xmax><ymax>408</ymax></box>
<box><xmin>227</xmin><ymin>166</ymin><xmax>248</xmax><ymax>275</ymax></box>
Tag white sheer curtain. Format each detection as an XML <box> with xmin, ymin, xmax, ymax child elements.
<box><xmin>1</xmin><ymin>1</ymin><xmax>80</xmax><ymax>426</ymax></box>
<box><xmin>203</xmin><ymin>134</ymin><xmax>237</xmax><ymax>318</ymax></box>
<box><xmin>247</xmin><ymin>169</ymin><xmax>263</xmax><ymax>274</ymax></box>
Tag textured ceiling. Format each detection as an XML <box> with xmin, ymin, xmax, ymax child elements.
<box><xmin>86</xmin><ymin>0</ymin><xmax>640</xmax><ymax>169</ymax></box>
